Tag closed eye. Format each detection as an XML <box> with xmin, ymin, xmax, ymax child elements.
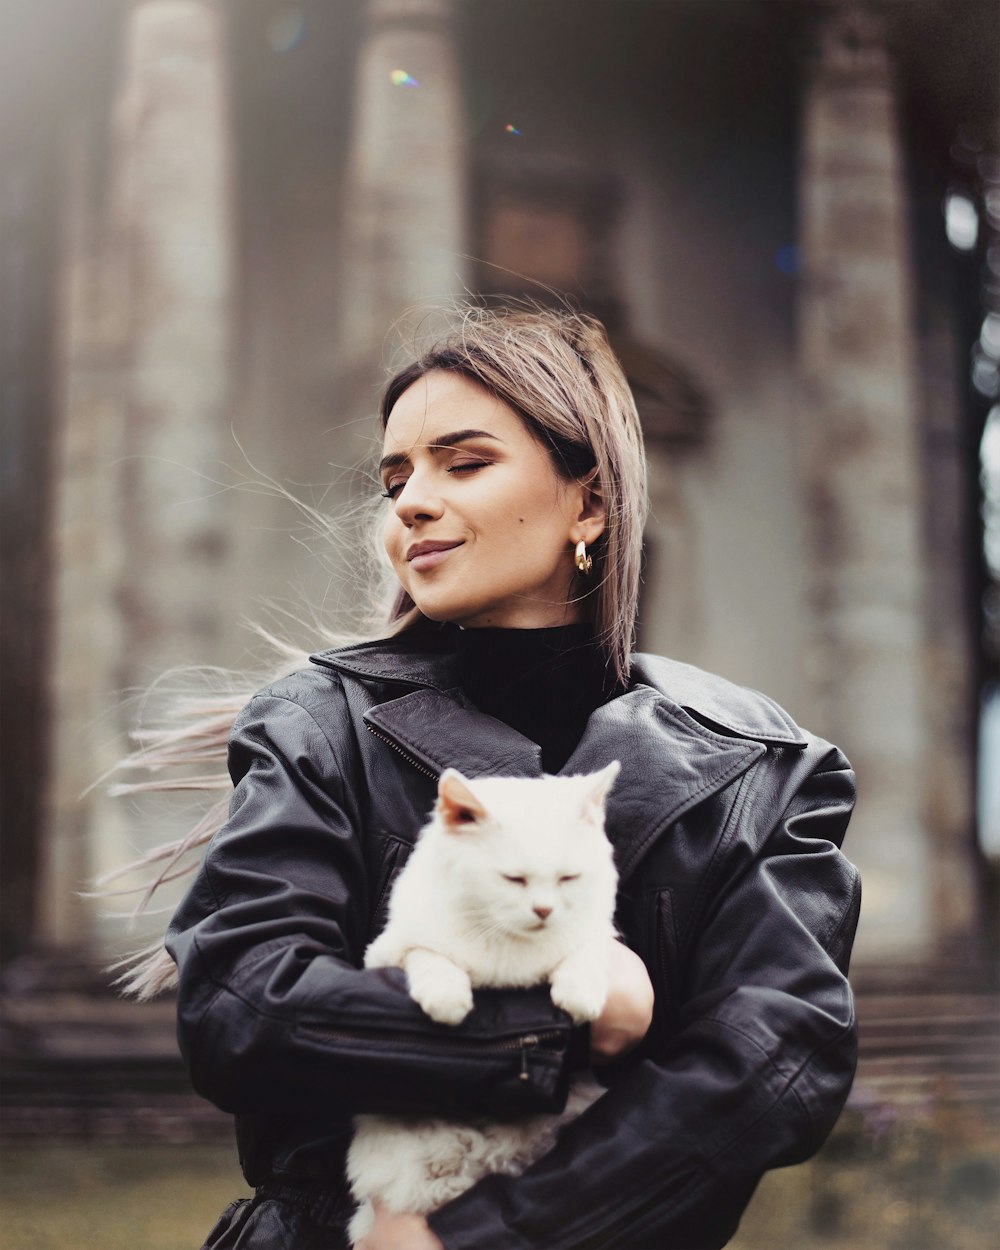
<box><xmin>502</xmin><ymin>874</ymin><xmax>528</xmax><ymax>886</ymax></box>
<box><xmin>559</xmin><ymin>875</ymin><xmax>580</xmax><ymax>884</ymax></box>
<box><xmin>379</xmin><ymin>461</ymin><xmax>491</xmax><ymax>500</ymax></box>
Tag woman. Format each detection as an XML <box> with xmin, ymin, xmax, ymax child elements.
<box><xmin>160</xmin><ymin>307</ymin><xmax>860</xmax><ymax>1249</ymax></box>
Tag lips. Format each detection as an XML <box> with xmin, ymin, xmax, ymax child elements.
<box><xmin>406</xmin><ymin>540</ymin><xmax>463</xmax><ymax>572</ymax></box>
<box><xmin>407</xmin><ymin>540</ymin><xmax>462</xmax><ymax>561</ymax></box>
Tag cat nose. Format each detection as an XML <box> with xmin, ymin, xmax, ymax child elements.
<box><xmin>533</xmin><ymin>905</ymin><xmax>552</xmax><ymax>920</ymax></box>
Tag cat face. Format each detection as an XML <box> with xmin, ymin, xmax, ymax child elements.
<box><xmin>433</xmin><ymin>766</ymin><xmax>619</xmax><ymax>941</ymax></box>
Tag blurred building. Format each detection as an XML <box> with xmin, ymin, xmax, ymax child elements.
<box><xmin>2</xmin><ymin>0</ymin><xmax>997</xmax><ymax>1018</ymax></box>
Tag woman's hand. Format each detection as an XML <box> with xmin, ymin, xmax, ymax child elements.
<box><xmin>355</xmin><ymin>1201</ymin><xmax>445</xmax><ymax>1250</ymax></box>
<box><xmin>590</xmin><ymin>937</ymin><xmax>655</xmax><ymax>1065</ymax></box>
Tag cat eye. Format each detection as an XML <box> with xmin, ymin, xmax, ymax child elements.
<box><xmin>502</xmin><ymin>874</ymin><xmax>528</xmax><ymax>886</ymax></box>
<box><xmin>558</xmin><ymin>875</ymin><xmax>580</xmax><ymax>884</ymax></box>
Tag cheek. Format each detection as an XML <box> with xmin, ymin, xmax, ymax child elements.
<box><xmin>488</xmin><ymin>493</ymin><xmax>566</xmax><ymax>558</ymax></box>
<box><xmin>382</xmin><ymin>512</ymin><xmax>404</xmax><ymax>565</ymax></box>
<box><xmin>562</xmin><ymin>880</ymin><xmax>591</xmax><ymax>910</ymax></box>
<box><xmin>479</xmin><ymin>469</ymin><xmax>563</xmax><ymax>532</ymax></box>
<box><xmin>496</xmin><ymin>885</ymin><xmax>527</xmax><ymax>916</ymax></box>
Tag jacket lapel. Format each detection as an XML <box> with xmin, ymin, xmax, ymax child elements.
<box><xmin>361</xmin><ymin>682</ymin><xmax>763</xmax><ymax>883</ymax></box>
<box><xmin>365</xmin><ymin>689</ymin><xmax>543</xmax><ymax>779</ymax></box>
<box><xmin>563</xmin><ymin>687</ymin><xmax>764</xmax><ymax>880</ymax></box>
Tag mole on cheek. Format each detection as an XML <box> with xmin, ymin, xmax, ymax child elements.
<box><xmin>518</xmin><ymin>517</ymin><xmax>524</xmax><ymax>523</ymax></box>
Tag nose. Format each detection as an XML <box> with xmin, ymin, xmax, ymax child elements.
<box><xmin>393</xmin><ymin>470</ymin><xmax>445</xmax><ymax>527</ymax></box>
<box><xmin>533</xmin><ymin>905</ymin><xmax>552</xmax><ymax>920</ymax></box>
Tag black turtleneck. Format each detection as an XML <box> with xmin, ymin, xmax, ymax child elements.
<box><xmin>456</xmin><ymin>624</ymin><xmax>624</xmax><ymax>773</ymax></box>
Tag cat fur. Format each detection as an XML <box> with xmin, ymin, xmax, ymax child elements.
<box><xmin>346</xmin><ymin>763</ymin><xmax>620</xmax><ymax>1243</ymax></box>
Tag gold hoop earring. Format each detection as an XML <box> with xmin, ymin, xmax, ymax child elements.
<box><xmin>574</xmin><ymin>540</ymin><xmax>592</xmax><ymax>576</ymax></box>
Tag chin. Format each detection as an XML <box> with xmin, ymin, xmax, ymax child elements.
<box><xmin>411</xmin><ymin>597</ymin><xmax>486</xmax><ymax>626</ymax></box>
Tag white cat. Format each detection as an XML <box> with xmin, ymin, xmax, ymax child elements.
<box><xmin>346</xmin><ymin>763</ymin><xmax>621</xmax><ymax>1244</ymax></box>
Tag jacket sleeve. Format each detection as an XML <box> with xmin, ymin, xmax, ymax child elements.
<box><xmin>427</xmin><ymin>747</ymin><xmax>861</xmax><ymax>1250</ymax></box>
<box><xmin>165</xmin><ymin>692</ymin><xmax>585</xmax><ymax>1121</ymax></box>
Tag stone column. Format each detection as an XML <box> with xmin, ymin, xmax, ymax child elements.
<box><xmin>111</xmin><ymin>0</ymin><xmax>235</xmax><ymax>679</ymax></box>
<box><xmin>338</xmin><ymin>0</ymin><xmax>467</xmax><ymax>407</ymax></box>
<box><xmin>797</xmin><ymin>2</ymin><xmax>931</xmax><ymax>962</ymax></box>
<box><xmin>37</xmin><ymin>117</ymin><xmax>130</xmax><ymax>954</ymax></box>
<box><xmin>37</xmin><ymin>0</ymin><xmax>238</xmax><ymax>955</ymax></box>
<box><xmin>919</xmin><ymin>298</ymin><xmax>981</xmax><ymax>964</ymax></box>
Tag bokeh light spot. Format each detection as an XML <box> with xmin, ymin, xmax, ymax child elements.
<box><xmin>775</xmin><ymin>244</ymin><xmax>800</xmax><ymax>276</ymax></box>
<box><xmin>504</xmin><ymin>123</ymin><xmax>522</xmax><ymax>136</ymax></box>
<box><xmin>980</xmin><ymin>312</ymin><xmax>1000</xmax><ymax>360</ymax></box>
<box><xmin>981</xmin><ymin>404</ymin><xmax>1000</xmax><ymax>577</ymax></box>
<box><xmin>973</xmin><ymin>349</ymin><xmax>999</xmax><ymax>398</ymax></box>
<box><xmin>945</xmin><ymin>191</ymin><xmax>979</xmax><ymax>251</ymax></box>
<box><xmin>986</xmin><ymin>188</ymin><xmax>1000</xmax><ymax>231</ymax></box>
<box><xmin>390</xmin><ymin>69</ymin><xmax>420</xmax><ymax>87</ymax></box>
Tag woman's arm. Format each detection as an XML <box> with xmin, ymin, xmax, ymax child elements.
<box><xmin>424</xmin><ymin>747</ymin><xmax>860</xmax><ymax>1250</ymax></box>
<box><xmin>167</xmin><ymin>691</ymin><xmax>593</xmax><ymax>1121</ymax></box>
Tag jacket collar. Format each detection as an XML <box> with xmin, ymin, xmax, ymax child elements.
<box><xmin>313</xmin><ymin>633</ymin><xmax>463</xmax><ymax>694</ymax></box>
<box><xmin>310</xmin><ymin>634</ymin><xmax>807</xmax><ymax>745</ymax></box>
<box><xmin>310</xmin><ymin>635</ymin><xmax>802</xmax><ymax>879</ymax></box>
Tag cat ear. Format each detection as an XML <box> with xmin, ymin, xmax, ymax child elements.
<box><xmin>437</xmin><ymin>769</ymin><xmax>489</xmax><ymax>832</ymax></box>
<box><xmin>581</xmin><ymin>760</ymin><xmax>620</xmax><ymax>820</ymax></box>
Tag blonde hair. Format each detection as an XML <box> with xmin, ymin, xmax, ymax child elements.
<box><xmin>105</xmin><ymin>303</ymin><xmax>648</xmax><ymax>997</ymax></box>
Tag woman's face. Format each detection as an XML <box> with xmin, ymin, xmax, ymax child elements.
<box><xmin>380</xmin><ymin>370</ymin><xmax>604</xmax><ymax>629</ymax></box>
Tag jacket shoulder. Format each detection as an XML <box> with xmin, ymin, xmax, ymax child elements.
<box><xmin>630</xmin><ymin>652</ymin><xmax>810</xmax><ymax>748</ymax></box>
<box><xmin>237</xmin><ymin>663</ymin><xmax>351</xmax><ymax>732</ymax></box>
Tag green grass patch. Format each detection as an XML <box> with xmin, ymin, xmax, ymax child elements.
<box><xmin>0</xmin><ymin>1104</ymin><xmax>997</xmax><ymax>1250</ymax></box>
<box><xmin>733</xmin><ymin>1106</ymin><xmax>1000</xmax><ymax>1250</ymax></box>
<box><xmin>0</xmin><ymin>1143</ymin><xmax>250</xmax><ymax>1250</ymax></box>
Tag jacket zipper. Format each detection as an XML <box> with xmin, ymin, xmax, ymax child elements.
<box><xmin>299</xmin><ymin>1022</ymin><xmax>563</xmax><ymax>1078</ymax></box>
<box><xmin>365</xmin><ymin>722</ymin><xmax>438</xmax><ymax>780</ymax></box>
<box><xmin>371</xmin><ymin>865</ymin><xmax>399</xmax><ymax>926</ymax></box>
<box><xmin>658</xmin><ymin>903</ymin><xmax>673</xmax><ymax>1001</ymax></box>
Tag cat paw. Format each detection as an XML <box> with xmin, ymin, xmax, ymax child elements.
<box><xmin>550</xmin><ymin>968</ymin><xmax>607</xmax><ymax>1024</ymax></box>
<box><xmin>405</xmin><ymin>951</ymin><xmax>474</xmax><ymax>1025</ymax></box>
<box><xmin>363</xmin><ymin>933</ymin><xmax>399</xmax><ymax>969</ymax></box>
<box><xmin>411</xmin><ymin>977</ymin><xmax>474</xmax><ymax>1025</ymax></box>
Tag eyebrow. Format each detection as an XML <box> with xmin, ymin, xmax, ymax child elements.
<box><xmin>378</xmin><ymin>428</ymin><xmax>504</xmax><ymax>475</ymax></box>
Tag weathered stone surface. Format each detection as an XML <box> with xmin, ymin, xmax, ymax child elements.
<box><xmin>110</xmin><ymin>0</ymin><xmax>235</xmax><ymax>674</ymax></box>
<box><xmin>43</xmin><ymin>117</ymin><xmax>130</xmax><ymax>952</ymax></box>
<box><xmin>40</xmin><ymin>1</ymin><xmax>239</xmax><ymax>953</ymax></box>
<box><xmin>797</xmin><ymin>3</ymin><xmax>932</xmax><ymax>959</ymax></box>
<box><xmin>338</xmin><ymin>0</ymin><xmax>467</xmax><ymax>405</ymax></box>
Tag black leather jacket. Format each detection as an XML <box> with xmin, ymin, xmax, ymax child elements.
<box><xmin>167</xmin><ymin>631</ymin><xmax>860</xmax><ymax>1250</ymax></box>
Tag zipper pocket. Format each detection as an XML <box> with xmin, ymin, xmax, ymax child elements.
<box><xmin>365</xmin><ymin>722</ymin><xmax>438</xmax><ymax>780</ymax></box>
<box><xmin>372</xmin><ymin>866</ymin><xmax>398</xmax><ymax>930</ymax></box>
<box><xmin>297</xmin><ymin>1022</ymin><xmax>564</xmax><ymax>1075</ymax></box>
<box><xmin>657</xmin><ymin>890</ymin><xmax>676</xmax><ymax>987</ymax></box>
<box><xmin>369</xmin><ymin>837</ymin><xmax>411</xmax><ymax>939</ymax></box>
<box><xmin>649</xmin><ymin>887</ymin><xmax>679</xmax><ymax>1033</ymax></box>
